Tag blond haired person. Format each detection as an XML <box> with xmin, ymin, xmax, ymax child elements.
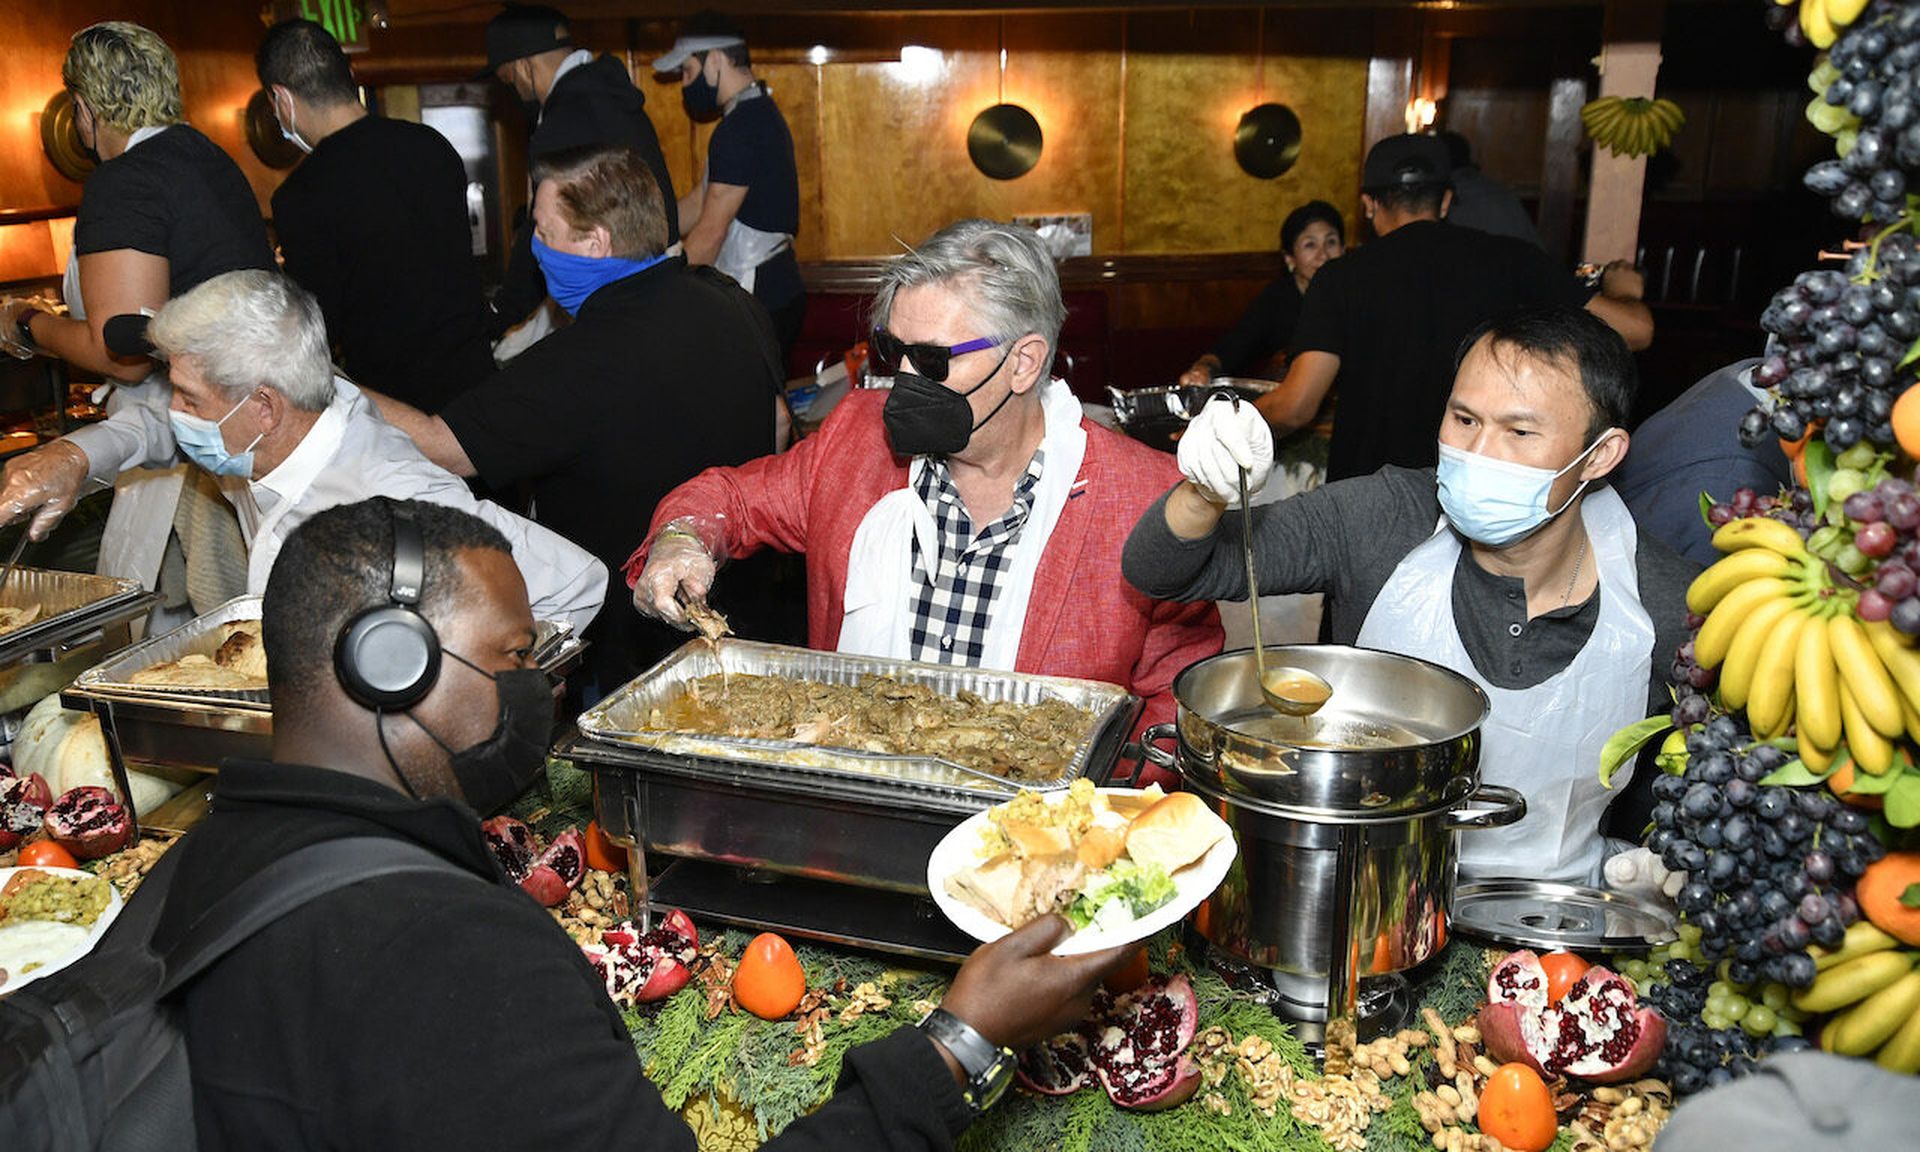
<box><xmin>0</xmin><ymin>22</ymin><xmax>272</xmax><ymax>611</ymax></box>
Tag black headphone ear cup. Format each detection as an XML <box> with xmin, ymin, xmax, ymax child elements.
<box><xmin>334</xmin><ymin>605</ymin><xmax>442</xmax><ymax>710</ymax></box>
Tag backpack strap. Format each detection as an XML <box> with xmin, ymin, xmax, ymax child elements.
<box><xmin>157</xmin><ymin>836</ymin><xmax>480</xmax><ymax>998</ymax></box>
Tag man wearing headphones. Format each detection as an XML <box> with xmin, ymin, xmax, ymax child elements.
<box><xmin>145</xmin><ymin>498</ymin><xmax>1127</xmax><ymax>1147</ymax></box>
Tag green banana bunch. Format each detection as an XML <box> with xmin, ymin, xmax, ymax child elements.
<box><xmin>1581</xmin><ymin>96</ymin><xmax>1686</xmax><ymax>158</ymax></box>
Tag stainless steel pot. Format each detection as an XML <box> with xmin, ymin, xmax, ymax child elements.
<box><xmin>1134</xmin><ymin>646</ymin><xmax>1523</xmax><ymax>1030</ymax></box>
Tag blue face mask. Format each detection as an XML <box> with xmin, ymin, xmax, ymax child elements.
<box><xmin>1435</xmin><ymin>437</ymin><xmax>1605</xmax><ymax>547</ymax></box>
<box><xmin>169</xmin><ymin>395</ymin><xmax>262</xmax><ymax>478</ymax></box>
<box><xmin>531</xmin><ymin>236</ymin><xmax>666</xmax><ymax>316</ymax></box>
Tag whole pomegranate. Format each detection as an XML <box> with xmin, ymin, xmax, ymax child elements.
<box><xmin>42</xmin><ymin>785</ymin><xmax>131</xmax><ymax>860</ymax></box>
<box><xmin>1478</xmin><ymin>950</ymin><xmax>1666</xmax><ymax>1082</ymax></box>
<box><xmin>0</xmin><ymin>773</ymin><xmax>52</xmax><ymax>851</ymax></box>
<box><xmin>581</xmin><ymin>910</ymin><xmax>699</xmax><ymax>1006</ymax></box>
<box><xmin>482</xmin><ymin>816</ymin><xmax>584</xmax><ymax>907</ymax></box>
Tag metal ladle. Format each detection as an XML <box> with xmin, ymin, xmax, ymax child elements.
<box><xmin>1237</xmin><ymin>462</ymin><xmax>1332</xmax><ymax>717</ymax></box>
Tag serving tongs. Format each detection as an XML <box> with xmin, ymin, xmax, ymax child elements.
<box><xmin>0</xmin><ymin>530</ymin><xmax>29</xmax><ymax>599</ymax></box>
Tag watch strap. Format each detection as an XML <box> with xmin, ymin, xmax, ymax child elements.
<box><xmin>917</xmin><ymin>1008</ymin><xmax>1015</xmax><ymax>1115</ymax></box>
<box><xmin>16</xmin><ymin>307</ymin><xmax>41</xmax><ymax>345</ymax></box>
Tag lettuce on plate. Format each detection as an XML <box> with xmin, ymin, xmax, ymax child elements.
<box><xmin>1065</xmin><ymin>861</ymin><xmax>1177</xmax><ymax>931</ymax></box>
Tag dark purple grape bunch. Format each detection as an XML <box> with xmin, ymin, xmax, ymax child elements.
<box><xmin>1703</xmin><ymin>486</ymin><xmax>1815</xmax><ymax>533</ymax></box>
<box><xmin>1746</xmin><ymin>255</ymin><xmax>1918</xmax><ymax>451</ymax></box>
<box><xmin>1646</xmin><ymin>957</ymin><xmax>1811</xmax><ymax>1097</ymax></box>
<box><xmin>1647</xmin><ymin>717</ymin><xmax>1887</xmax><ymax>989</ymax></box>
<box><xmin>1803</xmin><ymin>4</ymin><xmax>1920</xmax><ymax>222</ymax></box>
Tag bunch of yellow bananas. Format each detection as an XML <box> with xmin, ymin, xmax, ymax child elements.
<box><xmin>1580</xmin><ymin>96</ymin><xmax>1686</xmax><ymax>158</ymax></box>
<box><xmin>1686</xmin><ymin>517</ymin><xmax>1920</xmax><ymax>772</ymax></box>
<box><xmin>1779</xmin><ymin>0</ymin><xmax>1873</xmax><ymax>49</ymax></box>
<box><xmin>1794</xmin><ymin>921</ymin><xmax>1920</xmax><ymax>1070</ymax></box>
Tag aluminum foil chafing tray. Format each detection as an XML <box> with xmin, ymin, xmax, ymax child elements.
<box><xmin>577</xmin><ymin>637</ymin><xmax>1137</xmax><ymax>797</ymax></box>
<box><xmin>62</xmin><ymin>598</ymin><xmax>585</xmax><ymax>775</ymax></box>
<box><xmin>0</xmin><ymin>567</ymin><xmax>154</xmax><ymax>716</ymax></box>
<box><xmin>568</xmin><ymin>639</ymin><xmax>1140</xmax><ymax>900</ymax></box>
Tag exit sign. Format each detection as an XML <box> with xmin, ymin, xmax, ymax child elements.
<box><xmin>270</xmin><ymin>0</ymin><xmax>372</xmax><ymax>53</ymax></box>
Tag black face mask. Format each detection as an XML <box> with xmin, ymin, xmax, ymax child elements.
<box><xmin>682</xmin><ymin>59</ymin><xmax>721</xmax><ymax>120</ymax></box>
<box><xmin>882</xmin><ymin>346</ymin><xmax>1017</xmax><ymax>457</ymax></box>
<box><xmin>384</xmin><ymin>654</ymin><xmax>555</xmax><ymax>816</ymax></box>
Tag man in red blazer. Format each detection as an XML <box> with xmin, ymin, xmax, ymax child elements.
<box><xmin>628</xmin><ymin>219</ymin><xmax>1221</xmax><ymax>751</ymax></box>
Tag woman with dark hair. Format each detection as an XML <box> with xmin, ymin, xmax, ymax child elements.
<box><xmin>1179</xmin><ymin>200</ymin><xmax>1345</xmax><ymax>387</ymax></box>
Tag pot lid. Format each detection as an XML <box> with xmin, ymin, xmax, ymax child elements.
<box><xmin>1450</xmin><ymin>879</ymin><xmax>1678</xmax><ymax>952</ymax></box>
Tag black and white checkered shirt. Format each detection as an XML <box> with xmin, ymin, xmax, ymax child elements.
<box><xmin>907</xmin><ymin>450</ymin><xmax>1047</xmax><ymax>664</ymax></box>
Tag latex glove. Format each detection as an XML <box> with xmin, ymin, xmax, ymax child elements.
<box><xmin>631</xmin><ymin>527</ymin><xmax>718</xmax><ymax>629</ymax></box>
<box><xmin>1604</xmin><ymin>845</ymin><xmax>1684</xmax><ymax>903</ymax></box>
<box><xmin>0</xmin><ymin>440</ymin><xmax>90</xmax><ymax>541</ymax></box>
<box><xmin>0</xmin><ymin>300</ymin><xmax>32</xmax><ymax>360</ymax></box>
<box><xmin>1176</xmin><ymin>396</ymin><xmax>1274</xmax><ymax>507</ymax></box>
<box><xmin>939</xmin><ymin>915</ymin><xmax>1132</xmax><ymax>1052</ymax></box>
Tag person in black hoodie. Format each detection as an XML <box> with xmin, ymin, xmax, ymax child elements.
<box><xmin>152</xmin><ymin>496</ymin><xmax>1126</xmax><ymax>1150</ymax></box>
<box><xmin>485</xmin><ymin>3</ymin><xmax>679</xmax><ymax>338</ymax></box>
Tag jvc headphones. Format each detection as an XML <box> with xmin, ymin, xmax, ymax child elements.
<box><xmin>334</xmin><ymin>500</ymin><xmax>443</xmax><ymax>709</ymax></box>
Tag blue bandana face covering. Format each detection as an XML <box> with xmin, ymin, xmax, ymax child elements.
<box><xmin>169</xmin><ymin>395</ymin><xmax>262</xmax><ymax>478</ymax></box>
<box><xmin>531</xmin><ymin>237</ymin><xmax>667</xmax><ymax>316</ymax></box>
<box><xmin>1434</xmin><ymin>436</ymin><xmax>1604</xmax><ymax>547</ymax></box>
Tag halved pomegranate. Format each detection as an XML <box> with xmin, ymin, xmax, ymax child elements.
<box><xmin>1015</xmin><ymin>1031</ymin><xmax>1096</xmax><ymax>1096</ymax></box>
<box><xmin>1088</xmin><ymin>974</ymin><xmax>1201</xmax><ymax>1111</ymax></box>
<box><xmin>42</xmin><ymin>785</ymin><xmax>130</xmax><ymax>860</ymax></box>
<box><xmin>582</xmin><ymin>909</ymin><xmax>699</xmax><ymax>1006</ymax></box>
<box><xmin>0</xmin><ymin>773</ymin><xmax>51</xmax><ymax>851</ymax></box>
<box><xmin>481</xmin><ymin>816</ymin><xmax>584</xmax><ymax>907</ymax></box>
<box><xmin>1480</xmin><ymin>962</ymin><xmax>1666</xmax><ymax>1083</ymax></box>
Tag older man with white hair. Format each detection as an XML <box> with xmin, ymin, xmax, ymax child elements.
<box><xmin>0</xmin><ymin>270</ymin><xmax>605</xmax><ymax>634</ymax></box>
<box><xmin>627</xmin><ymin>218</ymin><xmax>1221</xmax><ymax>752</ymax></box>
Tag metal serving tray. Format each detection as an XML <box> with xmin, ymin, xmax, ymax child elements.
<box><xmin>73</xmin><ymin>596</ymin><xmax>582</xmax><ymax>708</ymax></box>
<box><xmin>0</xmin><ymin>568</ymin><xmax>154</xmax><ymax>716</ymax></box>
<box><xmin>577</xmin><ymin>637</ymin><xmax>1137</xmax><ymax>798</ymax></box>
<box><xmin>72</xmin><ymin>595</ymin><xmax>270</xmax><ymax>704</ymax></box>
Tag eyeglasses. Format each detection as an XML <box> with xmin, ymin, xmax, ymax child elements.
<box><xmin>869</xmin><ymin>328</ymin><xmax>998</xmax><ymax>383</ymax></box>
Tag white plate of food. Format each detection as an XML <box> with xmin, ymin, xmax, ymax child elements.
<box><xmin>0</xmin><ymin>865</ymin><xmax>123</xmax><ymax>995</ymax></box>
<box><xmin>928</xmin><ymin>782</ymin><xmax>1236</xmax><ymax>956</ymax></box>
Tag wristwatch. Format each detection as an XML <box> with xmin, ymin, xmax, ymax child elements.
<box><xmin>917</xmin><ymin>1007</ymin><xmax>1016</xmax><ymax>1116</ymax></box>
<box><xmin>14</xmin><ymin>307</ymin><xmax>40</xmax><ymax>347</ymax></box>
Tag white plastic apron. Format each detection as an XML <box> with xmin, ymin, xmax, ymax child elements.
<box><xmin>837</xmin><ymin>380</ymin><xmax>1086</xmax><ymax>669</ymax></box>
<box><xmin>1354</xmin><ymin>487</ymin><xmax>1654</xmax><ymax>883</ymax></box>
<box><xmin>61</xmin><ymin>245</ymin><xmax>187</xmax><ymax>592</ymax></box>
<box><xmin>707</xmin><ymin>84</ymin><xmax>791</xmax><ymax>296</ymax></box>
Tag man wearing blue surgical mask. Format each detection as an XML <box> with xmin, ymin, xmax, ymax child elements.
<box><xmin>1124</xmin><ymin>306</ymin><xmax>1699</xmax><ymax>885</ymax></box>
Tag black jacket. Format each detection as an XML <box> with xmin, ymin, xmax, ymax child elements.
<box><xmin>493</xmin><ymin>55</ymin><xmax>681</xmax><ymax>333</ymax></box>
<box><xmin>158</xmin><ymin>760</ymin><xmax>971</xmax><ymax>1150</ymax></box>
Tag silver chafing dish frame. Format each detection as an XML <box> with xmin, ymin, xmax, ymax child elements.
<box><xmin>566</xmin><ymin>643</ymin><xmax>1141</xmax><ymax>959</ymax></box>
<box><xmin>0</xmin><ymin>567</ymin><xmax>155</xmax><ymax>719</ymax></box>
<box><xmin>61</xmin><ymin>606</ymin><xmax>586</xmax><ymax>835</ymax></box>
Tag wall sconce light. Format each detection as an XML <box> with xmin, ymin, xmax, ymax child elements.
<box><xmin>39</xmin><ymin>91</ymin><xmax>95</xmax><ymax>184</ymax></box>
<box><xmin>1234</xmin><ymin>104</ymin><xmax>1302</xmax><ymax>179</ymax></box>
<box><xmin>968</xmin><ymin>18</ymin><xmax>1041</xmax><ymax>181</ymax></box>
<box><xmin>244</xmin><ymin>90</ymin><xmax>303</xmax><ymax>170</ymax></box>
<box><xmin>1405</xmin><ymin>97</ymin><xmax>1439</xmax><ymax>134</ymax></box>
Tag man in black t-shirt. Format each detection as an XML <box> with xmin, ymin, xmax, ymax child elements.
<box><xmin>1255</xmin><ymin>134</ymin><xmax>1653</xmax><ymax>482</ymax></box>
<box><xmin>654</xmin><ymin>11</ymin><xmax>806</xmax><ymax>358</ymax></box>
<box><xmin>484</xmin><ymin>3</ymin><xmax>680</xmax><ymax>339</ymax></box>
<box><xmin>258</xmin><ymin>20</ymin><xmax>493</xmax><ymax>414</ymax></box>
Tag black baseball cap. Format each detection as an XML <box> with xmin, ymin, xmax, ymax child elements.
<box><xmin>1361</xmin><ymin>134</ymin><xmax>1452</xmax><ymax>193</ymax></box>
<box><xmin>485</xmin><ymin>4</ymin><xmax>573</xmax><ymax>72</ymax></box>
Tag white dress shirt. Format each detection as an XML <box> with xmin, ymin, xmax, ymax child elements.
<box><xmin>65</xmin><ymin>376</ymin><xmax>607</xmax><ymax>634</ymax></box>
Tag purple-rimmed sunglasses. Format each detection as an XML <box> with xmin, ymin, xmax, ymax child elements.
<box><xmin>869</xmin><ymin>328</ymin><xmax>998</xmax><ymax>382</ymax></box>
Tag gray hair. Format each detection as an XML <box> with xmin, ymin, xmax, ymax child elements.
<box><xmin>150</xmin><ymin>271</ymin><xmax>334</xmax><ymax>412</ymax></box>
<box><xmin>872</xmin><ymin>219</ymin><xmax>1066</xmax><ymax>378</ymax></box>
